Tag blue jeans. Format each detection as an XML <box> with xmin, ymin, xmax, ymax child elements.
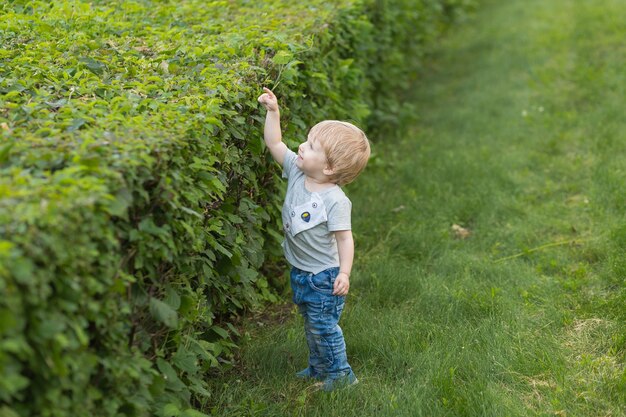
<box><xmin>290</xmin><ymin>266</ymin><xmax>354</xmax><ymax>380</ymax></box>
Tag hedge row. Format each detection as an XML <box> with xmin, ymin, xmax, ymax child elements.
<box><xmin>0</xmin><ymin>0</ymin><xmax>474</xmax><ymax>416</ymax></box>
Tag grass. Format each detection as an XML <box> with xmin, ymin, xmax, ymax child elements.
<box><xmin>206</xmin><ymin>0</ymin><xmax>626</xmax><ymax>415</ymax></box>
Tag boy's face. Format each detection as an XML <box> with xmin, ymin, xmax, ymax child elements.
<box><xmin>296</xmin><ymin>134</ymin><xmax>330</xmax><ymax>177</ymax></box>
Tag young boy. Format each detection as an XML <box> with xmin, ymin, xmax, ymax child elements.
<box><xmin>257</xmin><ymin>87</ymin><xmax>370</xmax><ymax>391</ymax></box>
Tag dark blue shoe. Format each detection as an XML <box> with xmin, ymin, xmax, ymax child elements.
<box><xmin>320</xmin><ymin>370</ymin><xmax>358</xmax><ymax>392</ymax></box>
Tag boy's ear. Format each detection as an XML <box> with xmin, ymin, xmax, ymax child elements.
<box><xmin>323</xmin><ymin>165</ymin><xmax>334</xmax><ymax>176</ymax></box>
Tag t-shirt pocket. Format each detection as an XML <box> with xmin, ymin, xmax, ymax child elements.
<box><xmin>286</xmin><ymin>193</ymin><xmax>327</xmax><ymax>237</ymax></box>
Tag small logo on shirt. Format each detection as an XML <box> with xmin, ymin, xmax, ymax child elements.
<box><xmin>301</xmin><ymin>212</ymin><xmax>311</xmax><ymax>222</ymax></box>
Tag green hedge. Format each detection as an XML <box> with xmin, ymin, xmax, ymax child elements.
<box><xmin>0</xmin><ymin>0</ymin><xmax>473</xmax><ymax>415</ymax></box>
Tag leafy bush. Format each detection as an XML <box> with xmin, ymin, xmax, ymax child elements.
<box><xmin>0</xmin><ymin>0</ymin><xmax>473</xmax><ymax>415</ymax></box>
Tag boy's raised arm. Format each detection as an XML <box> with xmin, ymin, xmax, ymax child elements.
<box><xmin>257</xmin><ymin>87</ymin><xmax>288</xmax><ymax>166</ymax></box>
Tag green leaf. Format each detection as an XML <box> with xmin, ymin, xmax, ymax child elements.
<box><xmin>0</xmin><ymin>142</ymin><xmax>14</xmax><ymax>163</ymax></box>
<box><xmin>0</xmin><ymin>406</ymin><xmax>21</xmax><ymax>417</ymax></box>
<box><xmin>212</xmin><ymin>241</ymin><xmax>232</xmax><ymax>258</ymax></box>
<box><xmin>139</xmin><ymin>218</ymin><xmax>163</xmax><ymax>235</ymax></box>
<box><xmin>156</xmin><ymin>358</ymin><xmax>185</xmax><ymax>392</ymax></box>
<box><xmin>210</xmin><ymin>326</ymin><xmax>229</xmax><ymax>339</ymax></box>
<box><xmin>188</xmin><ymin>379</ymin><xmax>211</xmax><ymax>397</ymax></box>
<box><xmin>79</xmin><ymin>57</ymin><xmax>107</xmax><ymax>75</ymax></box>
<box><xmin>164</xmin><ymin>286</ymin><xmax>181</xmax><ymax>310</ymax></box>
<box><xmin>150</xmin><ymin>298</ymin><xmax>178</xmax><ymax>329</ymax></box>
<box><xmin>272</xmin><ymin>50</ymin><xmax>293</xmax><ymax>65</ymax></box>
<box><xmin>11</xmin><ymin>259</ymin><xmax>35</xmax><ymax>285</ymax></box>
<box><xmin>0</xmin><ymin>374</ymin><xmax>30</xmax><ymax>394</ymax></box>
<box><xmin>162</xmin><ymin>403</ymin><xmax>181</xmax><ymax>417</ymax></box>
<box><xmin>66</xmin><ymin>118</ymin><xmax>86</xmax><ymax>132</ymax></box>
<box><xmin>226</xmin><ymin>322</ymin><xmax>241</xmax><ymax>337</ymax></box>
<box><xmin>172</xmin><ymin>348</ymin><xmax>198</xmax><ymax>374</ymax></box>
<box><xmin>180</xmin><ymin>206</ymin><xmax>203</xmax><ymax>219</ymax></box>
<box><xmin>106</xmin><ymin>187</ymin><xmax>133</xmax><ymax>218</ymax></box>
<box><xmin>148</xmin><ymin>374</ymin><xmax>166</xmax><ymax>398</ymax></box>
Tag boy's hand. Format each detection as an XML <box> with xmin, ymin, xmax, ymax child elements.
<box><xmin>257</xmin><ymin>87</ymin><xmax>279</xmax><ymax>112</ymax></box>
<box><xmin>333</xmin><ymin>272</ymin><xmax>350</xmax><ymax>296</ymax></box>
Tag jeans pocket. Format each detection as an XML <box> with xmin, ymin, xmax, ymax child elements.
<box><xmin>307</xmin><ymin>267</ymin><xmax>339</xmax><ymax>295</ymax></box>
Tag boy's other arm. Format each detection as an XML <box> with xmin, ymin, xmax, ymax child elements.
<box><xmin>333</xmin><ymin>230</ymin><xmax>354</xmax><ymax>296</ymax></box>
<box><xmin>258</xmin><ymin>87</ymin><xmax>287</xmax><ymax>165</ymax></box>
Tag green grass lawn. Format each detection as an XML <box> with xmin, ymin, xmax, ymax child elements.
<box><xmin>206</xmin><ymin>0</ymin><xmax>626</xmax><ymax>415</ymax></box>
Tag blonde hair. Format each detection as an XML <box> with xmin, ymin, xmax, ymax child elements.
<box><xmin>309</xmin><ymin>120</ymin><xmax>371</xmax><ymax>186</ymax></box>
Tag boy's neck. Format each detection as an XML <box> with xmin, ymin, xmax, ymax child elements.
<box><xmin>304</xmin><ymin>175</ymin><xmax>336</xmax><ymax>192</ymax></box>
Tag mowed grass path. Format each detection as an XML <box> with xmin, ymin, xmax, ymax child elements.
<box><xmin>207</xmin><ymin>0</ymin><xmax>626</xmax><ymax>415</ymax></box>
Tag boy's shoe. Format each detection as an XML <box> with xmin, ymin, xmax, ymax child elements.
<box><xmin>295</xmin><ymin>367</ymin><xmax>322</xmax><ymax>380</ymax></box>
<box><xmin>319</xmin><ymin>370</ymin><xmax>358</xmax><ymax>392</ymax></box>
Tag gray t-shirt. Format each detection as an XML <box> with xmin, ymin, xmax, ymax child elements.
<box><xmin>281</xmin><ymin>149</ymin><xmax>351</xmax><ymax>274</ymax></box>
